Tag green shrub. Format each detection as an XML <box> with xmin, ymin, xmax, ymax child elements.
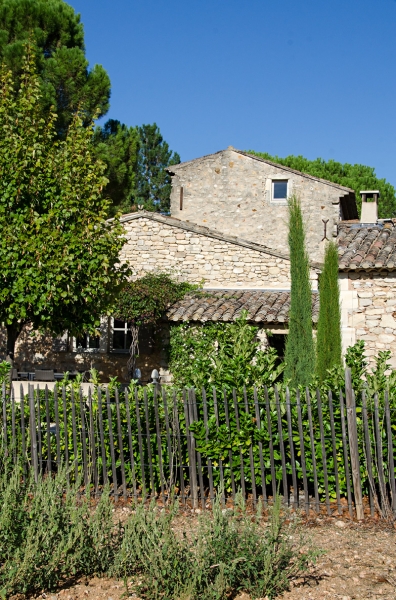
<box><xmin>0</xmin><ymin>464</ymin><xmax>317</xmax><ymax>599</ymax></box>
<box><xmin>316</xmin><ymin>241</ymin><xmax>342</xmax><ymax>381</ymax></box>
<box><xmin>112</xmin><ymin>493</ymin><xmax>318</xmax><ymax>600</ymax></box>
<box><xmin>0</xmin><ymin>467</ymin><xmax>121</xmax><ymax>596</ymax></box>
<box><xmin>0</xmin><ymin>361</ymin><xmax>10</xmax><ymax>386</ymax></box>
<box><xmin>169</xmin><ymin>311</ymin><xmax>284</xmax><ymax>391</ymax></box>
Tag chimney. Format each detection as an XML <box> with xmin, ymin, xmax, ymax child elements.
<box><xmin>360</xmin><ymin>190</ymin><xmax>380</xmax><ymax>224</ymax></box>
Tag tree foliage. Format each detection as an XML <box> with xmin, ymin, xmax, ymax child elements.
<box><xmin>0</xmin><ymin>50</ymin><xmax>128</xmax><ymax>355</ymax></box>
<box><xmin>247</xmin><ymin>150</ymin><xmax>396</xmax><ymax>218</ymax></box>
<box><xmin>284</xmin><ymin>195</ymin><xmax>315</xmax><ymax>387</ymax></box>
<box><xmin>0</xmin><ymin>0</ymin><xmax>111</xmax><ymax>134</ymax></box>
<box><xmin>93</xmin><ymin>119</ymin><xmax>140</xmax><ymax>216</ymax></box>
<box><xmin>113</xmin><ymin>273</ymin><xmax>195</xmax><ymax>326</ymax></box>
<box><xmin>93</xmin><ymin>121</ymin><xmax>180</xmax><ymax>215</ymax></box>
<box><xmin>169</xmin><ymin>312</ymin><xmax>284</xmax><ymax>391</ymax></box>
<box><xmin>316</xmin><ymin>241</ymin><xmax>342</xmax><ymax>381</ymax></box>
<box><xmin>135</xmin><ymin>123</ymin><xmax>180</xmax><ymax>213</ymax></box>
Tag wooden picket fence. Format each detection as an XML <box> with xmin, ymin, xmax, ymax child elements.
<box><xmin>1</xmin><ymin>369</ymin><xmax>396</xmax><ymax>520</ymax></box>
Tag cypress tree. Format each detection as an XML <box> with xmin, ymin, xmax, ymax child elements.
<box><xmin>316</xmin><ymin>241</ymin><xmax>342</xmax><ymax>381</ymax></box>
<box><xmin>284</xmin><ymin>195</ymin><xmax>315</xmax><ymax>386</ymax></box>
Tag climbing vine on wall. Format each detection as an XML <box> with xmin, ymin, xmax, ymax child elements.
<box><xmin>113</xmin><ymin>273</ymin><xmax>197</xmax><ymax>378</ymax></box>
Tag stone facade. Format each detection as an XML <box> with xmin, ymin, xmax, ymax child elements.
<box><xmin>340</xmin><ymin>271</ymin><xmax>396</xmax><ymax>369</ymax></box>
<box><xmin>0</xmin><ymin>322</ymin><xmax>167</xmax><ymax>383</ymax></box>
<box><xmin>169</xmin><ymin>147</ymin><xmax>356</xmax><ymax>263</ymax></box>
<box><xmin>120</xmin><ymin>212</ymin><xmax>319</xmax><ymax>290</ymax></box>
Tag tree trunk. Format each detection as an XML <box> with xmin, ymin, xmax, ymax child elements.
<box><xmin>127</xmin><ymin>324</ymin><xmax>139</xmax><ymax>381</ymax></box>
<box><xmin>5</xmin><ymin>323</ymin><xmax>23</xmax><ymax>363</ymax></box>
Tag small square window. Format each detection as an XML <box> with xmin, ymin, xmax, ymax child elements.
<box><xmin>75</xmin><ymin>332</ymin><xmax>100</xmax><ymax>351</ymax></box>
<box><xmin>272</xmin><ymin>180</ymin><xmax>288</xmax><ymax>202</ymax></box>
<box><xmin>112</xmin><ymin>319</ymin><xmax>132</xmax><ymax>352</ymax></box>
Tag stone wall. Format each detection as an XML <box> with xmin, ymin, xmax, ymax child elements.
<box><xmin>0</xmin><ymin>324</ymin><xmax>167</xmax><ymax>384</ymax></box>
<box><xmin>121</xmin><ymin>213</ymin><xmax>320</xmax><ymax>289</ymax></box>
<box><xmin>169</xmin><ymin>148</ymin><xmax>350</xmax><ymax>264</ymax></box>
<box><xmin>340</xmin><ymin>271</ymin><xmax>396</xmax><ymax>369</ymax></box>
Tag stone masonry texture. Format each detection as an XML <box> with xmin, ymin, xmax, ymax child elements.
<box><xmin>340</xmin><ymin>272</ymin><xmax>396</xmax><ymax>369</ymax></box>
<box><xmin>169</xmin><ymin>148</ymin><xmax>354</xmax><ymax>264</ymax></box>
<box><xmin>120</xmin><ymin>213</ymin><xmax>318</xmax><ymax>289</ymax></box>
<box><xmin>122</xmin><ymin>216</ymin><xmax>289</xmax><ymax>286</ymax></box>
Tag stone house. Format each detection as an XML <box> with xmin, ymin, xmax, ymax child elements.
<box><xmin>338</xmin><ymin>212</ymin><xmax>396</xmax><ymax>370</ymax></box>
<box><xmin>168</xmin><ymin>146</ymin><xmax>357</xmax><ymax>263</ymax></box>
<box><xmin>2</xmin><ymin>147</ymin><xmax>393</xmax><ymax>380</ymax></box>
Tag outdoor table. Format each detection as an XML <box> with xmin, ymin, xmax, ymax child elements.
<box><xmin>17</xmin><ymin>372</ymin><xmax>29</xmax><ymax>380</ymax></box>
<box><xmin>53</xmin><ymin>371</ymin><xmax>79</xmax><ymax>381</ymax></box>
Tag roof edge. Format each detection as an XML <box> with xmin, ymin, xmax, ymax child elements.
<box><xmin>167</xmin><ymin>147</ymin><xmax>355</xmax><ymax>195</ymax></box>
<box><xmin>120</xmin><ymin>210</ymin><xmax>322</xmax><ymax>270</ymax></box>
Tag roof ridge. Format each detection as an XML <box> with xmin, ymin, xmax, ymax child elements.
<box><xmin>167</xmin><ymin>147</ymin><xmax>354</xmax><ymax>194</ymax></box>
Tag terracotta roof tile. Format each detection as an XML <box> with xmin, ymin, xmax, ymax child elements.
<box><xmin>338</xmin><ymin>221</ymin><xmax>396</xmax><ymax>270</ymax></box>
<box><xmin>167</xmin><ymin>290</ymin><xmax>319</xmax><ymax>324</ymax></box>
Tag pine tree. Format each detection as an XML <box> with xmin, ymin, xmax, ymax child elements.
<box><xmin>316</xmin><ymin>241</ymin><xmax>342</xmax><ymax>381</ymax></box>
<box><xmin>284</xmin><ymin>195</ymin><xmax>315</xmax><ymax>386</ymax></box>
<box><xmin>0</xmin><ymin>0</ymin><xmax>110</xmax><ymax>135</ymax></box>
<box><xmin>93</xmin><ymin>120</ymin><xmax>140</xmax><ymax>216</ymax></box>
<box><xmin>136</xmin><ymin>123</ymin><xmax>180</xmax><ymax>212</ymax></box>
<box><xmin>247</xmin><ymin>149</ymin><xmax>396</xmax><ymax>218</ymax></box>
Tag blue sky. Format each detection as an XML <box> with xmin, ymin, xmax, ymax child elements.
<box><xmin>70</xmin><ymin>0</ymin><xmax>396</xmax><ymax>186</ymax></box>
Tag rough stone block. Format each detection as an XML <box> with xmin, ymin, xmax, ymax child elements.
<box><xmin>359</xmin><ymin>299</ymin><xmax>372</xmax><ymax>307</ymax></box>
<box><xmin>380</xmin><ymin>314</ymin><xmax>396</xmax><ymax>329</ymax></box>
<box><xmin>379</xmin><ymin>334</ymin><xmax>395</xmax><ymax>343</ymax></box>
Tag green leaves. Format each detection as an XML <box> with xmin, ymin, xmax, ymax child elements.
<box><xmin>114</xmin><ymin>273</ymin><xmax>196</xmax><ymax>327</ymax></box>
<box><xmin>93</xmin><ymin>121</ymin><xmax>180</xmax><ymax>216</ymax></box>
<box><xmin>247</xmin><ymin>149</ymin><xmax>396</xmax><ymax>218</ymax></box>
<box><xmin>284</xmin><ymin>195</ymin><xmax>315</xmax><ymax>388</ymax></box>
<box><xmin>169</xmin><ymin>311</ymin><xmax>284</xmax><ymax>392</ymax></box>
<box><xmin>0</xmin><ymin>0</ymin><xmax>110</xmax><ymax>135</ymax></box>
<box><xmin>316</xmin><ymin>241</ymin><xmax>342</xmax><ymax>381</ymax></box>
<box><xmin>0</xmin><ymin>52</ymin><xmax>129</xmax><ymax>350</ymax></box>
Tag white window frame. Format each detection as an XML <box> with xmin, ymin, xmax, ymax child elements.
<box><xmin>71</xmin><ymin>316</ymin><xmax>108</xmax><ymax>354</ymax></box>
<box><xmin>73</xmin><ymin>333</ymin><xmax>100</xmax><ymax>353</ymax></box>
<box><xmin>271</xmin><ymin>179</ymin><xmax>288</xmax><ymax>204</ymax></box>
<box><xmin>110</xmin><ymin>318</ymin><xmax>131</xmax><ymax>354</ymax></box>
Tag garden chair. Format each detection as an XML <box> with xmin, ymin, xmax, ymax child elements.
<box><xmin>34</xmin><ymin>369</ymin><xmax>55</xmax><ymax>382</ymax></box>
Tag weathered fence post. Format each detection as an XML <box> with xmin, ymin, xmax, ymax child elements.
<box><xmin>183</xmin><ymin>389</ymin><xmax>198</xmax><ymax>508</ymax></box>
<box><xmin>345</xmin><ymin>369</ymin><xmax>364</xmax><ymax>520</ymax></box>
<box><xmin>28</xmin><ymin>384</ymin><xmax>39</xmax><ymax>482</ymax></box>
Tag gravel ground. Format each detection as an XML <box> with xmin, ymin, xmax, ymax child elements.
<box><xmin>31</xmin><ymin>517</ymin><xmax>396</xmax><ymax>600</ymax></box>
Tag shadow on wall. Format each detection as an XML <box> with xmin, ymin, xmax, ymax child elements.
<box><xmin>0</xmin><ymin>324</ymin><xmax>169</xmax><ymax>383</ymax></box>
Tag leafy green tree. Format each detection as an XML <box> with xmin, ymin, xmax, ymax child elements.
<box><xmin>0</xmin><ymin>0</ymin><xmax>110</xmax><ymax>134</ymax></box>
<box><xmin>0</xmin><ymin>51</ymin><xmax>128</xmax><ymax>357</ymax></box>
<box><xmin>316</xmin><ymin>241</ymin><xmax>342</xmax><ymax>381</ymax></box>
<box><xmin>284</xmin><ymin>195</ymin><xmax>315</xmax><ymax>387</ymax></box>
<box><xmin>136</xmin><ymin>123</ymin><xmax>180</xmax><ymax>212</ymax></box>
<box><xmin>247</xmin><ymin>150</ymin><xmax>396</xmax><ymax>218</ymax></box>
<box><xmin>93</xmin><ymin>120</ymin><xmax>140</xmax><ymax>216</ymax></box>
